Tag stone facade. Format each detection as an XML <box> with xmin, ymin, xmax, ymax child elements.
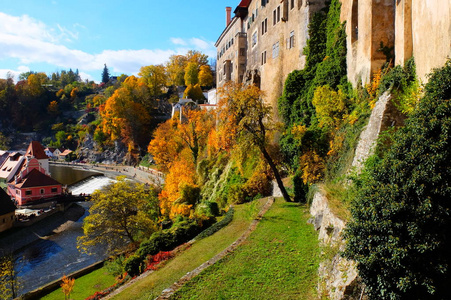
<box><xmin>341</xmin><ymin>0</ymin><xmax>451</xmax><ymax>85</ymax></box>
<box><xmin>216</xmin><ymin>0</ymin><xmax>325</xmax><ymax>109</ymax></box>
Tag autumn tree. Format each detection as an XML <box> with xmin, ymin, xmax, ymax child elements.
<box><xmin>0</xmin><ymin>253</ymin><xmax>21</xmax><ymax>299</ymax></box>
<box><xmin>198</xmin><ymin>65</ymin><xmax>214</xmax><ymax>87</ymax></box>
<box><xmin>139</xmin><ymin>64</ymin><xmax>167</xmax><ymax>101</ymax></box>
<box><xmin>219</xmin><ymin>82</ymin><xmax>291</xmax><ymax>202</ymax></box>
<box><xmin>147</xmin><ymin>119</ymin><xmax>181</xmax><ymax>172</ymax></box>
<box><xmin>166</xmin><ymin>55</ymin><xmax>188</xmax><ymax>86</ymax></box>
<box><xmin>78</xmin><ymin>178</ymin><xmax>159</xmax><ymax>254</ymax></box>
<box><xmin>176</xmin><ymin>108</ymin><xmax>215</xmax><ymax>164</ymax></box>
<box><xmin>61</xmin><ymin>275</ymin><xmax>75</xmax><ymax>300</ymax></box>
<box><xmin>100</xmin><ymin>76</ymin><xmax>152</xmax><ymax>148</ymax></box>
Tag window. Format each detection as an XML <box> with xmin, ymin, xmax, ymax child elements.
<box><xmin>273</xmin><ymin>9</ymin><xmax>276</xmax><ymax>25</ymax></box>
<box><xmin>252</xmin><ymin>31</ymin><xmax>258</xmax><ymax>47</ymax></box>
<box><xmin>40</xmin><ymin>189</ymin><xmax>45</xmax><ymax>194</ymax></box>
<box><xmin>272</xmin><ymin>41</ymin><xmax>279</xmax><ymax>58</ymax></box>
<box><xmin>289</xmin><ymin>31</ymin><xmax>295</xmax><ymax>48</ymax></box>
<box><xmin>277</xmin><ymin>6</ymin><xmax>281</xmax><ymax>22</ymax></box>
<box><xmin>261</xmin><ymin>51</ymin><xmax>267</xmax><ymax>65</ymax></box>
<box><xmin>273</xmin><ymin>7</ymin><xmax>281</xmax><ymax>25</ymax></box>
<box><xmin>240</xmin><ymin>48</ymin><xmax>246</xmax><ymax>56</ymax></box>
<box><xmin>25</xmin><ymin>190</ymin><xmax>32</xmax><ymax>195</ymax></box>
<box><xmin>291</xmin><ymin>0</ymin><xmax>295</xmax><ymax>9</ymax></box>
<box><xmin>261</xmin><ymin>18</ymin><xmax>268</xmax><ymax>35</ymax></box>
<box><xmin>51</xmin><ymin>187</ymin><xmax>58</xmax><ymax>193</ymax></box>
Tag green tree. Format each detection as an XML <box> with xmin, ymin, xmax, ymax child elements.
<box><xmin>183</xmin><ymin>84</ymin><xmax>205</xmax><ymax>101</ymax></box>
<box><xmin>78</xmin><ymin>178</ymin><xmax>159</xmax><ymax>254</ymax></box>
<box><xmin>0</xmin><ymin>132</ymin><xmax>11</xmax><ymax>150</ymax></box>
<box><xmin>219</xmin><ymin>82</ymin><xmax>291</xmax><ymax>202</ymax></box>
<box><xmin>184</xmin><ymin>62</ymin><xmax>199</xmax><ymax>86</ymax></box>
<box><xmin>138</xmin><ymin>64</ymin><xmax>167</xmax><ymax>101</ymax></box>
<box><xmin>344</xmin><ymin>61</ymin><xmax>451</xmax><ymax>299</ymax></box>
<box><xmin>102</xmin><ymin>64</ymin><xmax>110</xmax><ymax>84</ymax></box>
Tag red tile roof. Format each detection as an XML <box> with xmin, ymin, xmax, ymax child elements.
<box><xmin>25</xmin><ymin>141</ymin><xmax>48</xmax><ymax>160</ymax></box>
<box><xmin>237</xmin><ymin>0</ymin><xmax>251</xmax><ymax>7</ymax></box>
<box><xmin>15</xmin><ymin>168</ymin><xmax>61</xmax><ymax>189</ymax></box>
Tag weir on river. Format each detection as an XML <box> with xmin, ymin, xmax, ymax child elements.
<box><xmin>12</xmin><ymin>165</ymin><xmax>115</xmax><ymax>296</ymax></box>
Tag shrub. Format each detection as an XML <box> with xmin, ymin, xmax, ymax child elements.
<box><xmin>293</xmin><ymin>170</ymin><xmax>308</xmax><ymax>203</ymax></box>
<box><xmin>344</xmin><ymin>60</ymin><xmax>451</xmax><ymax>299</ymax></box>
<box><xmin>124</xmin><ymin>254</ymin><xmax>144</xmax><ymax>277</ymax></box>
<box><xmin>195</xmin><ymin>207</ymin><xmax>234</xmax><ymax>240</ymax></box>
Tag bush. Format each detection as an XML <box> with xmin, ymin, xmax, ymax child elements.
<box><xmin>293</xmin><ymin>171</ymin><xmax>308</xmax><ymax>203</ymax></box>
<box><xmin>344</xmin><ymin>60</ymin><xmax>451</xmax><ymax>299</ymax></box>
<box><xmin>195</xmin><ymin>207</ymin><xmax>235</xmax><ymax>240</ymax></box>
<box><xmin>124</xmin><ymin>254</ymin><xmax>144</xmax><ymax>277</ymax></box>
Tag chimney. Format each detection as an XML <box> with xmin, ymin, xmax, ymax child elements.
<box><xmin>226</xmin><ymin>7</ymin><xmax>232</xmax><ymax>26</ymax></box>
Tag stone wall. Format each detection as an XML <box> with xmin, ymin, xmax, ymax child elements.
<box><xmin>310</xmin><ymin>92</ymin><xmax>397</xmax><ymax>299</ymax></box>
<box><xmin>341</xmin><ymin>0</ymin><xmax>451</xmax><ymax>85</ymax></box>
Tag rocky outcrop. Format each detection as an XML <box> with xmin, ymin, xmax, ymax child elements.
<box><xmin>310</xmin><ymin>92</ymin><xmax>401</xmax><ymax>299</ymax></box>
<box><xmin>310</xmin><ymin>189</ymin><xmax>363</xmax><ymax>300</ymax></box>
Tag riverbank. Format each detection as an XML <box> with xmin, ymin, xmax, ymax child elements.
<box><xmin>50</xmin><ymin>161</ymin><xmax>164</xmax><ymax>186</ymax></box>
<box><xmin>0</xmin><ymin>203</ymin><xmax>85</xmax><ymax>254</ymax></box>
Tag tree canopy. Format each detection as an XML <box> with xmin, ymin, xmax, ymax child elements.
<box><xmin>78</xmin><ymin>178</ymin><xmax>160</xmax><ymax>255</ymax></box>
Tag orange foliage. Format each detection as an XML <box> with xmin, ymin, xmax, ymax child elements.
<box><xmin>148</xmin><ymin>119</ymin><xmax>180</xmax><ymax>172</ymax></box>
<box><xmin>158</xmin><ymin>154</ymin><xmax>196</xmax><ymax>217</ymax></box>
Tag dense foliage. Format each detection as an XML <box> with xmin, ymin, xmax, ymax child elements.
<box><xmin>344</xmin><ymin>60</ymin><xmax>451</xmax><ymax>299</ymax></box>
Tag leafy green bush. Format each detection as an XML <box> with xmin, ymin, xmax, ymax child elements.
<box><xmin>124</xmin><ymin>254</ymin><xmax>144</xmax><ymax>277</ymax></box>
<box><xmin>344</xmin><ymin>60</ymin><xmax>451</xmax><ymax>299</ymax></box>
<box><xmin>195</xmin><ymin>207</ymin><xmax>234</xmax><ymax>240</ymax></box>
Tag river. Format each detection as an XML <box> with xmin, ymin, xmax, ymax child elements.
<box><xmin>14</xmin><ymin>165</ymin><xmax>114</xmax><ymax>296</ymax></box>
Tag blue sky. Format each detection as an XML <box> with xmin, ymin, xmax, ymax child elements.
<box><xmin>0</xmin><ymin>0</ymin><xmax>231</xmax><ymax>82</ymax></box>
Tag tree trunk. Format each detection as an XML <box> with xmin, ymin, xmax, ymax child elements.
<box><xmin>260</xmin><ymin>146</ymin><xmax>292</xmax><ymax>202</ymax></box>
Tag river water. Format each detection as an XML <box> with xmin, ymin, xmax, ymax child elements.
<box><xmin>14</xmin><ymin>165</ymin><xmax>114</xmax><ymax>295</ymax></box>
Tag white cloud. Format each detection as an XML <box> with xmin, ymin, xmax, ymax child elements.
<box><xmin>0</xmin><ymin>12</ymin><xmax>217</xmax><ymax>80</ymax></box>
<box><xmin>170</xmin><ymin>37</ymin><xmax>187</xmax><ymax>46</ymax></box>
<box><xmin>0</xmin><ymin>66</ymin><xmax>30</xmax><ymax>81</ymax></box>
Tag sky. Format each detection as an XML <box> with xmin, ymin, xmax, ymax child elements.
<box><xmin>0</xmin><ymin>0</ymin><xmax>231</xmax><ymax>82</ymax></box>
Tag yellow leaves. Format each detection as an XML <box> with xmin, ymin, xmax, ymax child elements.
<box><xmin>61</xmin><ymin>275</ymin><xmax>75</xmax><ymax>299</ymax></box>
<box><xmin>198</xmin><ymin>65</ymin><xmax>214</xmax><ymax>87</ymax></box>
<box><xmin>170</xmin><ymin>204</ymin><xmax>193</xmax><ymax>219</ymax></box>
<box><xmin>291</xmin><ymin>124</ymin><xmax>307</xmax><ymax>141</ymax></box>
<box><xmin>312</xmin><ymin>85</ymin><xmax>347</xmax><ymax>129</ymax></box>
<box><xmin>300</xmin><ymin>150</ymin><xmax>325</xmax><ymax>185</ymax></box>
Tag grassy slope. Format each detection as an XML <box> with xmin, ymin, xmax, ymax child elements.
<box><xmin>41</xmin><ymin>267</ymin><xmax>116</xmax><ymax>300</ymax></box>
<box><xmin>110</xmin><ymin>198</ymin><xmax>267</xmax><ymax>300</ymax></box>
<box><xmin>171</xmin><ymin>199</ymin><xmax>320</xmax><ymax>300</ymax></box>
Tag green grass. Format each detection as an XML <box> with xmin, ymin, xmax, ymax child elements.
<box><xmin>171</xmin><ymin>199</ymin><xmax>320</xmax><ymax>300</ymax></box>
<box><xmin>41</xmin><ymin>267</ymin><xmax>116</xmax><ymax>300</ymax></box>
<box><xmin>110</xmin><ymin>198</ymin><xmax>268</xmax><ymax>300</ymax></box>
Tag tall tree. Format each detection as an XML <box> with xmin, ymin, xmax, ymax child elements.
<box><xmin>102</xmin><ymin>64</ymin><xmax>110</xmax><ymax>84</ymax></box>
<box><xmin>184</xmin><ymin>62</ymin><xmax>199</xmax><ymax>86</ymax></box>
<box><xmin>138</xmin><ymin>65</ymin><xmax>167</xmax><ymax>101</ymax></box>
<box><xmin>219</xmin><ymin>82</ymin><xmax>291</xmax><ymax>202</ymax></box>
<box><xmin>198</xmin><ymin>65</ymin><xmax>214</xmax><ymax>87</ymax></box>
<box><xmin>78</xmin><ymin>178</ymin><xmax>159</xmax><ymax>254</ymax></box>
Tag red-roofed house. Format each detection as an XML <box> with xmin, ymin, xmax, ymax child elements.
<box><xmin>8</xmin><ymin>157</ymin><xmax>62</xmax><ymax>206</ymax></box>
<box><xmin>25</xmin><ymin>141</ymin><xmax>49</xmax><ymax>174</ymax></box>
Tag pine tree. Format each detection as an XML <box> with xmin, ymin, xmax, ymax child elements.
<box><xmin>102</xmin><ymin>64</ymin><xmax>110</xmax><ymax>84</ymax></box>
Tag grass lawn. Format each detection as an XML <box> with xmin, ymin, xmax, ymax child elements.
<box><xmin>41</xmin><ymin>267</ymin><xmax>116</xmax><ymax>300</ymax></box>
<box><xmin>110</xmin><ymin>198</ymin><xmax>267</xmax><ymax>300</ymax></box>
<box><xmin>171</xmin><ymin>199</ymin><xmax>320</xmax><ymax>300</ymax></box>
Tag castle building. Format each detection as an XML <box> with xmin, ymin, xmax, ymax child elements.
<box><xmin>216</xmin><ymin>0</ymin><xmax>325</xmax><ymax>108</ymax></box>
<box><xmin>217</xmin><ymin>0</ymin><xmax>451</xmax><ymax>97</ymax></box>
<box><xmin>340</xmin><ymin>0</ymin><xmax>451</xmax><ymax>85</ymax></box>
